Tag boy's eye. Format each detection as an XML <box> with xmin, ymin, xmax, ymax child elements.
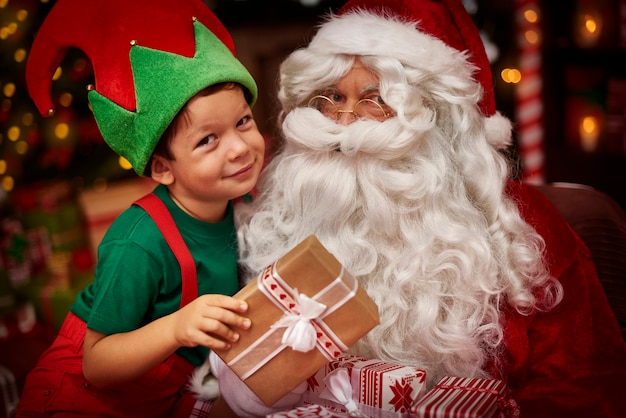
<box><xmin>198</xmin><ymin>134</ymin><xmax>216</xmax><ymax>147</ymax></box>
<box><xmin>237</xmin><ymin>115</ymin><xmax>252</xmax><ymax>127</ymax></box>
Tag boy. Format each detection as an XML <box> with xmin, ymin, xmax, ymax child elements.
<box><xmin>16</xmin><ymin>0</ymin><xmax>263</xmax><ymax>416</ymax></box>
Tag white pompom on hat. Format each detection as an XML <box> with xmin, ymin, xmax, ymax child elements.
<box><xmin>312</xmin><ymin>0</ymin><xmax>511</xmax><ymax>149</ymax></box>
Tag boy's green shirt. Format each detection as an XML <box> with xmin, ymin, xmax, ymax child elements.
<box><xmin>71</xmin><ymin>184</ymin><xmax>239</xmax><ymax>366</ymax></box>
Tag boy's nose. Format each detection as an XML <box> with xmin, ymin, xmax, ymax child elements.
<box><xmin>228</xmin><ymin>134</ymin><xmax>249</xmax><ymax>159</ymax></box>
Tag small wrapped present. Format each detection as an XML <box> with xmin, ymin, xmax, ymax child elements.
<box><xmin>214</xmin><ymin>235</ymin><xmax>380</xmax><ymax>406</ymax></box>
<box><xmin>411</xmin><ymin>376</ymin><xmax>520</xmax><ymax>418</ymax></box>
<box><xmin>78</xmin><ymin>177</ymin><xmax>156</xmax><ymax>262</ymax></box>
<box><xmin>267</xmin><ymin>404</ymin><xmax>351</xmax><ymax>417</ymax></box>
<box><xmin>302</xmin><ymin>354</ymin><xmax>427</xmax><ymax>417</ymax></box>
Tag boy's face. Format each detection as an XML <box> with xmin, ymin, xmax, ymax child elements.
<box><xmin>156</xmin><ymin>87</ymin><xmax>265</xmax><ymax>221</ymax></box>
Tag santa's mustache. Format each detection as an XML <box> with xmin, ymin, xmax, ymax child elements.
<box><xmin>281</xmin><ymin>108</ymin><xmax>428</xmax><ymax>160</ymax></box>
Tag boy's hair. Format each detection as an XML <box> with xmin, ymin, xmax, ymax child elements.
<box><xmin>144</xmin><ymin>82</ymin><xmax>243</xmax><ymax>177</ymax></box>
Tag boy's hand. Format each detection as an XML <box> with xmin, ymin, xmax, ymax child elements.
<box><xmin>171</xmin><ymin>294</ymin><xmax>250</xmax><ymax>350</ymax></box>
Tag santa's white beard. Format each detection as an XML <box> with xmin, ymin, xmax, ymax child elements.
<box><xmin>236</xmin><ymin>108</ymin><xmax>505</xmax><ymax>386</ymax></box>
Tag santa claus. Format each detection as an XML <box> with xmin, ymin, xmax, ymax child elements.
<box><xmin>212</xmin><ymin>0</ymin><xmax>626</xmax><ymax>416</ymax></box>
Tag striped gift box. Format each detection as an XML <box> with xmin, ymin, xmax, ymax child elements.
<box><xmin>302</xmin><ymin>354</ymin><xmax>427</xmax><ymax>417</ymax></box>
<box><xmin>411</xmin><ymin>376</ymin><xmax>519</xmax><ymax>418</ymax></box>
<box><xmin>267</xmin><ymin>404</ymin><xmax>350</xmax><ymax>417</ymax></box>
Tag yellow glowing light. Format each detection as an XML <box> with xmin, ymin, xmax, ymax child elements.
<box><xmin>525</xmin><ymin>29</ymin><xmax>539</xmax><ymax>45</ymax></box>
<box><xmin>15</xmin><ymin>141</ymin><xmax>28</xmax><ymax>155</ymax></box>
<box><xmin>3</xmin><ymin>83</ymin><xmax>16</xmax><ymax>97</ymax></box>
<box><xmin>501</xmin><ymin>68</ymin><xmax>522</xmax><ymax>84</ymax></box>
<box><xmin>524</xmin><ymin>9</ymin><xmax>538</xmax><ymax>23</ymax></box>
<box><xmin>0</xmin><ymin>27</ymin><xmax>10</xmax><ymax>40</ymax></box>
<box><xmin>16</xmin><ymin>9</ymin><xmax>28</xmax><ymax>21</ymax></box>
<box><xmin>2</xmin><ymin>176</ymin><xmax>15</xmax><ymax>192</ymax></box>
<box><xmin>584</xmin><ymin>15</ymin><xmax>598</xmax><ymax>34</ymax></box>
<box><xmin>14</xmin><ymin>48</ymin><xmax>26</xmax><ymax>63</ymax></box>
<box><xmin>509</xmin><ymin>69</ymin><xmax>521</xmax><ymax>83</ymax></box>
<box><xmin>55</xmin><ymin>122</ymin><xmax>70</xmax><ymax>140</ymax></box>
<box><xmin>119</xmin><ymin>156</ymin><xmax>133</xmax><ymax>170</ymax></box>
<box><xmin>6</xmin><ymin>22</ymin><xmax>17</xmax><ymax>35</ymax></box>
<box><xmin>576</xmin><ymin>10</ymin><xmax>603</xmax><ymax>47</ymax></box>
<box><xmin>0</xmin><ymin>0</ymin><xmax>8</xmax><ymax>8</ymax></box>
<box><xmin>579</xmin><ymin>115</ymin><xmax>600</xmax><ymax>152</ymax></box>
<box><xmin>59</xmin><ymin>92</ymin><xmax>73</xmax><ymax>107</ymax></box>
<box><xmin>53</xmin><ymin>67</ymin><xmax>63</xmax><ymax>81</ymax></box>
<box><xmin>22</xmin><ymin>112</ymin><xmax>34</xmax><ymax>126</ymax></box>
<box><xmin>7</xmin><ymin>126</ymin><xmax>20</xmax><ymax>141</ymax></box>
<box><xmin>501</xmin><ymin>69</ymin><xmax>511</xmax><ymax>83</ymax></box>
<box><xmin>0</xmin><ymin>160</ymin><xmax>6</xmax><ymax>175</ymax></box>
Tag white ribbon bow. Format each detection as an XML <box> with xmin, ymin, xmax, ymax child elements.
<box><xmin>271</xmin><ymin>290</ymin><xmax>327</xmax><ymax>352</ymax></box>
<box><xmin>320</xmin><ymin>368</ymin><xmax>366</xmax><ymax>417</ymax></box>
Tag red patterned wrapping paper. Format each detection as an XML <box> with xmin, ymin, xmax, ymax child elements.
<box><xmin>267</xmin><ymin>404</ymin><xmax>351</xmax><ymax>417</ymax></box>
<box><xmin>214</xmin><ymin>235</ymin><xmax>380</xmax><ymax>406</ymax></box>
<box><xmin>410</xmin><ymin>376</ymin><xmax>520</xmax><ymax>418</ymax></box>
<box><xmin>301</xmin><ymin>354</ymin><xmax>427</xmax><ymax>417</ymax></box>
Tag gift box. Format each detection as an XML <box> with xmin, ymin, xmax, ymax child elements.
<box><xmin>302</xmin><ymin>354</ymin><xmax>427</xmax><ymax>417</ymax></box>
<box><xmin>78</xmin><ymin>177</ymin><xmax>156</xmax><ymax>262</ymax></box>
<box><xmin>410</xmin><ymin>376</ymin><xmax>520</xmax><ymax>418</ymax></box>
<box><xmin>267</xmin><ymin>404</ymin><xmax>351</xmax><ymax>417</ymax></box>
<box><xmin>214</xmin><ymin>235</ymin><xmax>379</xmax><ymax>406</ymax></box>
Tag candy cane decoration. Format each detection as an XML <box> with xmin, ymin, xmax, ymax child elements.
<box><xmin>515</xmin><ymin>0</ymin><xmax>544</xmax><ymax>184</ymax></box>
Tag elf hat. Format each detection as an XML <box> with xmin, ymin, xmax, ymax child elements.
<box><xmin>310</xmin><ymin>0</ymin><xmax>510</xmax><ymax>149</ymax></box>
<box><xmin>26</xmin><ymin>0</ymin><xmax>258</xmax><ymax>175</ymax></box>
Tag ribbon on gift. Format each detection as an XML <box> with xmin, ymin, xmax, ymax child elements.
<box><xmin>227</xmin><ymin>262</ymin><xmax>357</xmax><ymax>380</ymax></box>
<box><xmin>271</xmin><ymin>290</ymin><xmax>327</xmax><ymax>352</ymax></box>
<box><xmin>320</xmin><ymin>368</ymin><xmax>367</xmax><ymax>417</ymax></box>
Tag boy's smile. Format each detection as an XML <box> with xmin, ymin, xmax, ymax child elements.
<box><xmin>153</xmin><ymin>86</ymin><xmax>265</xmax><ymax>223</ymax></box>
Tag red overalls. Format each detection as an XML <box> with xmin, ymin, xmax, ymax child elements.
<box><xmin>16</xmin><ymin>194</ymin><xmax>208</xmax><ymax>417</ymax></box>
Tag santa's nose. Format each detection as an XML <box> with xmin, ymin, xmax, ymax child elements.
<box><xmin>336</xmin><ymin>109</ymin><xmax>357</xmax><ymax>125</ymax></box>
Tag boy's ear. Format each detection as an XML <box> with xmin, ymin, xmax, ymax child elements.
<box><xmin>150</xmin><ymin>155</ymin><xmax>174</xmax><ymax>185</ymax></box>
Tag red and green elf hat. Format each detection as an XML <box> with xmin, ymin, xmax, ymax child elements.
<box><xmin>26</xmin><ymin>0</ymin><xmax>257</xmax><ymax>175</ymax></box>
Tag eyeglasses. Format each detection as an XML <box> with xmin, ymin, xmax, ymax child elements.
<box><xmin>307</xmin><ymin>95</ymin><xmax>395</xmax><ymax>122</ymax></box>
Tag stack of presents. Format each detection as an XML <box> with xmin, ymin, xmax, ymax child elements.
<box><xmin>1</xmin><ymin>179</ymin><xmax>518</xmax><ymax>417</ymax></box>
<box><xmin>215</xmin><ymin>235</ymin><xmax>520</xmax><ymax>418</ymax></box>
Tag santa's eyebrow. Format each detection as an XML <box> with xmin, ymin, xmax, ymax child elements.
<box><xmin>360</xmin><ymin>84</ymin><xmax>381</xmax><ymax>95</ymax></box>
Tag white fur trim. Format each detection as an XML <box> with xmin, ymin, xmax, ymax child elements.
<box><xmin>310</xmin><ymin>11</ymin><xmax>471</xmax><ymax>83</ymax></box>
<box><xmin>485</xmin><ymin>112</ymin><xmax>512</xmax><ymax>149</ymax></box>
<box><xmin>188</xmin><ymin>357</ymin><xmax>220</xmax><ymax>401</ymax></box>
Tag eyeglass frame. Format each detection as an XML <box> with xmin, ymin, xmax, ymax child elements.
<box><xmin>306</xmin><ymin>95</ymin><xmax>395</xmax><ymax>121</ymax></box>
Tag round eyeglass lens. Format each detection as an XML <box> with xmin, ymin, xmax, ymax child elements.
<box><xmin>354</xmin><ymin>98</ymin><xmax>388</xmax><ymax>121</ymax></box>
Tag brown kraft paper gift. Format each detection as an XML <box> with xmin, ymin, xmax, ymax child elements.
<box><xmin>214</xmin><ymin>235</ymin><xmax>380</xmax><ymax>406</ymax></box>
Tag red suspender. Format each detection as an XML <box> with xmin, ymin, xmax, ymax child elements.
<box><xmin>133</xmin><ymin>193</ymin><xmax>197</xmax><ymax>308</ymax></box>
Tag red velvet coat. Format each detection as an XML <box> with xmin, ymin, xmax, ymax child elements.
<box><xmin>496</xmin><ymin>181</ymin><xmax>626</xmax><ymax>417</ymax></box>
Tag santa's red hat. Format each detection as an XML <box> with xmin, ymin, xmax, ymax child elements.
<box><xmin>309</xmin><ymin>0</ymin><xmax>511</xmax><ymax>148</ymax></box>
